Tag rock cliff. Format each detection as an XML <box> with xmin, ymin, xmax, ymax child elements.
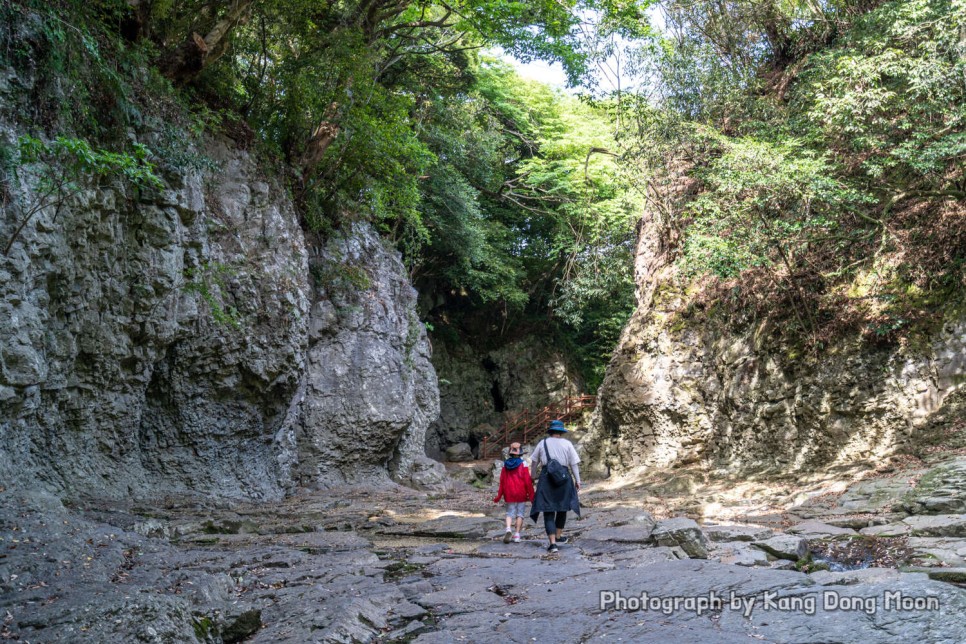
<box><xmin>583</xmin><ymin>203</ymin><xmax>966</xmax><ymax>475</ymax></box>
<box><xmin>0</xmin><ymin>126</ymin><xmax>442</xmax><ymax>500</ymax></box>
<box><xmin>297</xmin><ymin>223</ymin><xmax>441</xmax><ymax>488</ymax></box>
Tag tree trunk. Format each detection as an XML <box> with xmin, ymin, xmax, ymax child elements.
<box><xmin>157</xmin><ymin>0</ymin><xmax>255</xmax><ymax>83</ymax></box>
<box><xmin>120</xmin><ymin>0</ymin><xmax>151</xmax><ymax>41</ymax></box>
<box><xmin>299</xmin><ymin>121</ymin><xmax>340</xmax><ymax>182</ymax></box>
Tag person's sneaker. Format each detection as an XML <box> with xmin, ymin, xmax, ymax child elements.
<box><xmin>547</xmin><ymin>543</ymin><xmax>559</xmax><ymax>553</ymax></box>
<box><xmin>512</xmin><ymin>533</ymin><xmax>521</xmax><ymax>542</ymax></box>
<box><xmin>557</xmin><ymin>536</ymin><xmax>569</xmax><ymax>544</ymax></box>
<box><xmin>503</xmin><ymin>529</ymin><xmax>513</xmax><ymax>544</ymax></box>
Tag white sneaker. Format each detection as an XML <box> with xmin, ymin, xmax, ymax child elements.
<box><xmin>512</xmin><ymin>533</ymin><xmax>521</xmax><ymax>542</ymax></box>
<box><xmin>503</xmin><ymin>529</ymin><xmax>512</xmax><ymax>544</ymax></box>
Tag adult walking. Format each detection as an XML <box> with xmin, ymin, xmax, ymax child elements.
<box><xmin>529</xmin><ymin>419</ymin><xmax>581</xmax><ymax>553</ymax></box>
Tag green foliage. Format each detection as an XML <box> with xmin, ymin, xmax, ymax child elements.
<box><xmin>0</xmin><ymin>0</ymin><xmax>159</xmax><ymax>137</ymax></box>
<box><xmin>681</xmin><ymin>136</ymin><xmax>871</xmax><ymax>278</ymax></box>
<box><xmin>181</xmin><ymin>0</ymin><xmax>615</xmax><ymax>229</ymax></box>
<box><xmin>793</xmin><ymin>0</ymin><xmax>966</xmax><ymax>189</ymax></box>
<box><xmin>619</xmin><ymin>0</ymin><xmax>966</xmax><ymax>345</ymax></box>
<box><xmin>191</xmin><ymin>616</ymin><xmax>214</xmax><ymax>640</ymax></box>
<box><xmin>401</xmin><ymin>59</ymin><xmax>638</xmax><ymax>387</ymax></box>
<box><xmin>17</xmin><ymin>135</ymin><xmax>163</xmax><ymax>190</ymax></box>
<box><xmin>3</xmin><ymin>134</ymin><xmax>162</xmax><ymax>255</ymax></box>
<box><xmin>183</xmin><ymin>262</ymin><xmax>242</xmax><ymax>328</ymax></box>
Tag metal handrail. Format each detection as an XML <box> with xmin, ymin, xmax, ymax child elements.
<box><xmin>479</xmin><ymin>394</ymin><xmax>596</xmax><ymax>458</ymax></box>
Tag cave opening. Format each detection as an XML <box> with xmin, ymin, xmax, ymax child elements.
<box><xmin>467</xmin><ymin>434</ymin><xmax>480</xmax><ymax>459</ymax></box>
<box><xmin>490</xmin><ymin>380</ymin><xmax>506</xmax><ymax>412</ymax></box>
<box><xmin>481</xmin><ymin>356</ymin><xmax>506</xmax><ymax>413</ymax></box>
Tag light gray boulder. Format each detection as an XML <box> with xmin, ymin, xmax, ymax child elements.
<box><xmin>650</xmin><ymin>517</ymin><xmax>709</xmax><ymax>559</ymax></box>
<box><xmin>752</xmin><ymin>535</ymin><xmax>809</xmax><ymax>561</ymax></box>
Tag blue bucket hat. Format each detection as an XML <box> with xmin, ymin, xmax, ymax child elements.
<box><xmin>548</xmin><ymin>419</ymin><xmax>567</xmax><ymax>433</ymax></box>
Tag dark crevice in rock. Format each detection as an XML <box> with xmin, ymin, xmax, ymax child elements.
<box><xmin>490</xmin><ymin>379</ymin><xmax>506</xmax><ymax>413</ymax></box>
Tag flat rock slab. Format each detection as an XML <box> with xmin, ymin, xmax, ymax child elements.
<box><xmin>606</xmin><ymin>545</ymin><xmax>688</xmax><ymax>567</ymax></box>
<box><xmin>704</xmin><ymin>524</ymin><xmax>775</xmax><ymax>542</ymax></box>
<box><xmin>474</xmin><ymin>540</ymin><xmax>547</xmax><ymax>556</ymax></box>
<box><xmin>787</xmin><ymin>520</ymin><xmax>858</xmax><ymax>538</ymax></box>
<box><xmin>572</xmin><ymin>538</ymin><xmax>643</xmax><ymax>557</ymax></box>
<box><xmin>905</xmin><ymin>537</ymin><xmax>966</xmax><ymax>567</ymax></box>
<box><xmin>384</xmin><ymin>515</ymin><xmax>495</xmax><ymax>539</ymax></box>
<box><xmin>860</xmin><ymin>523</ymin><xmax>912</xmax><ymax>537</ymax></box>
<box><xmin>901</xmin><ymin>458</ymin><xmax>966</xmax><ymax>515</ymax></box>
<box><xmin>902</xmin><ymin>514</ymin><xmax>966</xmax><ymax>537</ymax></box>
<box><xmin>836</xmin><ymin>476</ymin><xmax>919</xmax><ymax>512</ymax></box>
<box><xmin>567</xmin><ymin>509</ymin><xmax>655</xmax><ymax>532</ymax></box>
<box><xmin>414</xmin><ymin>559</ymin><xmax>966</xmax><ymax>644</ymax></box>
<box><xmin>7</xmin><ymin>484</ymin><xmax>966</xmax><ymax>644</ymax></box>
<box><xmin>216</xmin><ymin>530</ymin><xmax>373</xmax><ymax>553</ymax></box>
<box><xmin>715</xmin><ymin>542</ymin><xmax>771</xmax><ymax>567</ymax></box>
<box><xmin>718</xmin><ymin>567</ymin><xmax>966</xmax><ymax>643</ymax></box>
<box><xmin>579</xmin><ymin>524</ymin><xmax>655</xmax><ymax>543</ymax></box>
<box><xmin>809</xmin><ymin>567</ymin><xmax>918</xmax><ymax>586</ymax></box>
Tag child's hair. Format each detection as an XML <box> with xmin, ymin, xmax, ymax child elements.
<box><xmin>508</xmin><ymin>442</ymin><xmax>522</xmax><ymax>455</ymax></box>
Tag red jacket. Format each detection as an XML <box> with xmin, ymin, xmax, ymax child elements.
<box><xmin>493</xmin><ymin>462</ymin><xmax>534</xmax><ymax>503</ymax></box>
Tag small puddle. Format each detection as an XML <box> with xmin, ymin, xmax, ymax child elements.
<box><xmin>808</xmin><ymin>535</ymin><xmax>913</xmax><ymax>571</ymax></box>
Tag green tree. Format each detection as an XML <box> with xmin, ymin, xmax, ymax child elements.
<box><xmin>617</xmin><ymin>0</ymin><xmax>966</xmax><ymax>344</ymax></box>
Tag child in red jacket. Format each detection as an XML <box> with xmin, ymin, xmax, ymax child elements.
<box><xmin>493</xmin><ymin>442</ymin><xmax>534</xmax><ymax>543</ymax></box>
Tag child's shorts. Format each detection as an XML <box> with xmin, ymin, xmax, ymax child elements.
<box><xmin>505</xmin><ymin>502</ymin><xmax>527</xmax><ymax>519</ymax></box>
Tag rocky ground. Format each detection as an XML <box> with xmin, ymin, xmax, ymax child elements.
<box><xmin>3</xmin><ymin>456</ymin><xmax>966</xmax><ymax>643</ymax></box>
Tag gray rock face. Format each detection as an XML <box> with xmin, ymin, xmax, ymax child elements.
<box><xmin>444</xmin><ymin>442</ymin><xmax>474</xmax><ymax>462</ymax></box>
<box><xmin>583</xmin><ymin>195</ymin><xmax>966</xmax><ymax>474</ymax></box>
<box><xmin>296</xmin><ymin>223</ymin><xmax>439</xmax><ymax>489</ymax></box>
<box><xmin>425</xmin><ymin>341</ymin><xmax>498</xmax><ymax>458</ymax></box>
<box><xmin>0</xmin><ymin>124</ymin><xmax>441</xmax><ymax>500</ymax></box>
<box><xmin>0</xmin><ymin>135</ymin><xmax>310</xmax><ymax>500</ymax></box>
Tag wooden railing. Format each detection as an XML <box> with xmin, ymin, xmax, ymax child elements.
<box><xmin>479</xmin><ymin>394</ymin><xmax>596</xmax><ymax>459</ymax></box>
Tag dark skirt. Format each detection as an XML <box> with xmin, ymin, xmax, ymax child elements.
<box><xmin>530</xmin><ymin>467</ymin><xmax>580</xmax><ymax>522</ymax></box>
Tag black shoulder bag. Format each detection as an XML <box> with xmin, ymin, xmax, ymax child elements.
<box><xmin>542</xmin><ymin>439</ymin><xmax>569</xmax><ymax>487</ymax></box>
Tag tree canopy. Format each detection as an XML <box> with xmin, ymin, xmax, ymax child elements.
<box><xmin>617</xmin><ymin>0</ymin><xmax>965</xmax><ymax>346</ymax></box>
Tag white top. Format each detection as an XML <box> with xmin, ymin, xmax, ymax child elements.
<box><xmin>531</xmin><ymin>436</ymin><xmax>581</xmax><ymax>485</ymax></box>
